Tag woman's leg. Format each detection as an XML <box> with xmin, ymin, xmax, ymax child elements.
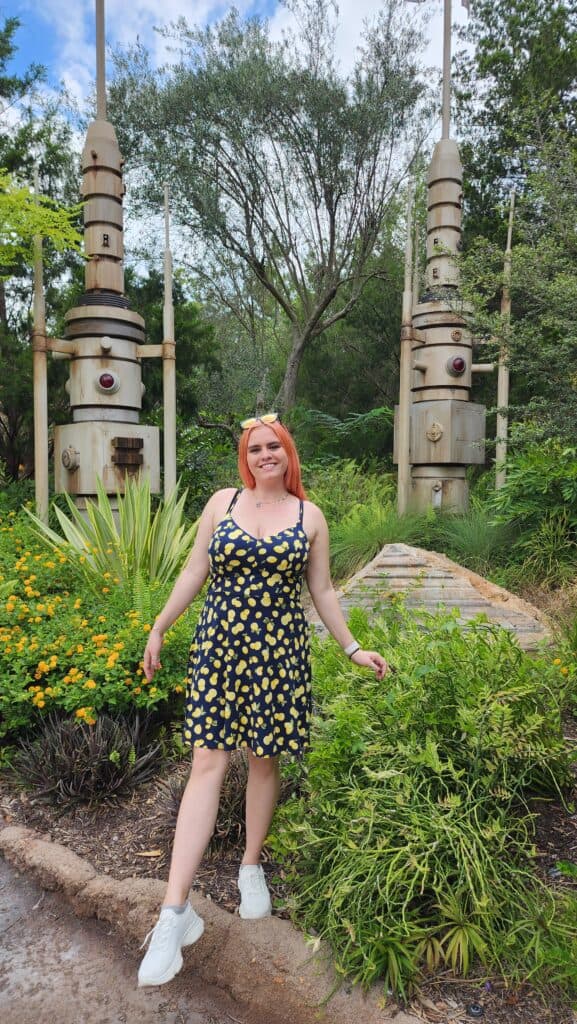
<box><xmin>242</xmin><ymin>751</ymin><xmax>281</xmax><ymax>865</ymax></box>
<box><xmin>163</xmin><ymin>747</ymin><xmax>231</xmax><ymax>906</ymax></box>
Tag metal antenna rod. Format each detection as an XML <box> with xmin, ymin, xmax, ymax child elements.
<box><xmin>397</xmin><ymin>184</ymin><xmax>414</xmax><ymax>516</ymax></box>
<box><xmin>32</xmin><ymin>168</ymin><xmax>49</xmax><ymax>524</ymax></box>
<box><xmin>95</xmin><ymin>0</ymin><xmax>107</xmax><ymax>119</ymax></box>
<box><xmin>163</xmin><ymin>184</ymin><xmax>177</xmax><ymax>497</ymax></box>
<box><xmin>441</xmin><ymin>0</ymin><xmax>452</xmax><ymax>139</ymax></box>
<box><xmin>495</xmin><ymin>189</ymin><xmax>516</xmax><ymax>490</ymax></box>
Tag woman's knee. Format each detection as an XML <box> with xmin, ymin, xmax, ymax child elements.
<box><xmin>247</xmin><ymin>750</ymin><xmax>280</xmax><ymax>779</ymax></box>
<box><xmin>190</xmin><ymin>747</ymin><xmax>231</xmax><ymax>781</ymax></box>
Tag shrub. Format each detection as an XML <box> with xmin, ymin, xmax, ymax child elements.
<box><xmin>329</xmin><ymin>501</ymin><xmax>432</xmax><ymax>580</ymax></box>
<box><xmin>11</xmin><ymin>712</ymin><xmax>163</xmax><ymax>806</ymax></box>
<box><xmin>269</xmin><ymin>603</ymin><xmax>577</xmax><ymax>997</ymax></box>
<box><xmin>490</xmin><ymin>439</ymin><xmax>577</xmax><ymax>534</ymax></box>
<box><xmin>25</xmin><ymin>475</ymin><xmax>198</xmax><ymax>594</ymax></box>
<box><xmin>303</xmin><ymin>459</ymin><xmax>396</xmax><ymax>531</ymax></box>
<box><xmin>430</xmin><ymin>500</ymin><xmax>515</xmax><ymax>578</ymax></box>
<box><xmin>292</xmin><ymin>406</ymin><xmax>393</xmax><ymax>462</ymax></box>
<box><xmin>0</xmin><ymin>508</ymin><xmax>199</xmax><ymax>740</ymax></box>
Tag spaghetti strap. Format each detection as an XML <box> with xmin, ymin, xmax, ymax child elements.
<box><xmin>226</xmin><ymin>489</ymin><xmax>241</xmax><ymax>514</ymax></box>
<box><xmin>298</xmin><ymin>499</ymin><xmax>304</xmax><ymax>525</ymax></box>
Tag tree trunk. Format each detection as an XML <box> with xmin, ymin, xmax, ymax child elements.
<box><xmin>274</xmin><ymin>328</ymin><xmax>308</xmax><ymax>413</ymax></box>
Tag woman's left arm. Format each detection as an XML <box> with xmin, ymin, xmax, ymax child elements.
<box><xmin>305</xmin><ymin>505</ymin><xmax>391</xmax><ymax>680</ymax></box>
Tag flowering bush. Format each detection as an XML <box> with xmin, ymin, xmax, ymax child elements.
<box><xmin>0</xmin><ymin>510</ymin><xmax>199</xmax><ymax>740</ymax></box>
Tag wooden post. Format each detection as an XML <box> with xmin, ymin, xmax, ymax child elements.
<box><xmin>397</xmin><ymin>186</ymin><xmax>414</xmax><ymax>516</ymax></box>
<box><xmin>162</xmin><ymin>184</ymin><xmax>177</xmax><ymax>498</ymax></box>
<box><xmin>495</xmin><ymin>189</ymin><xmax>515</xmax><ymax>490</ymax></box>
<box><xmin>32</xmin><ymin>170</ymin><xmax>49</xmax><ymax>523</ymax></box>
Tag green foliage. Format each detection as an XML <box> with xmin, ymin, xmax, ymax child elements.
<box><xmin>0</xmin><ymin>169</ymin><xmax>82</xmax><ymax>272</ymax></box>
<box><xmin>303</xmin><ymin>459</ymin><xmax>396</xmax><ymax>530</ymax></box>
<box><xmin>0</xmin><ymin>507</ymin><xmax>198</xmax><ymax>740</ymax></box>
<box><xmin>110</xmin><ymin>0</ymin><xmax>428</xmax><ymax>409</ymax></box>
<box><xmin>430</xmin><ymin>501</ymin><xmax>516</xmax><ymax>578</ymax></box>
<box><xmin>329</xmin><ymin>501</ymin><xmax>430</xmax><ymax>580</ymax></box>
<box><xmin>291</xmin><ymin>406</ymin><xmax>394</xmax><ymax>462</ymax></box>
<box><xmin>269</xmin><ymin>604</ymin><xmax>577</xmax><ymax>996</ymax></box>
<box><xmin>24</xmin><ymin>476</ymin><xmax>198</xmax><ymax>595</ymax></box>
<box><xmin>11</xmin><ymin>712</ymin><xmax>163</xmax><ymax>806</ymax></box>
<box><xmin>176</xmin><ymin>423</ymin><xmax>239</xmax><ymax>519</ymax></box>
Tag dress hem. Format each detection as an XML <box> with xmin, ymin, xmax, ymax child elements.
<box><xmin>182</xmin><ymin>738</ymin><xmax>309</xmax><ymax>760</ymax></box>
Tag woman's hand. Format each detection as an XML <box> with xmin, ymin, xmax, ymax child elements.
<box><xmin>143</xmin><ymin>630</ymin><xmax>164</xmax><ymax>682</ymax></box>
<box><xmin>350</xmin><ymin>649</ymin><xmax>392</xmax><ymax>680</ymax></box>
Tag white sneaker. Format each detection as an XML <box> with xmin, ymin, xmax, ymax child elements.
<box><xmin>237</xmin><ymin>864</ymin><xmax>272</xmax><ymax>920</ymax></box>
<box><xmin>137</xmin><ymin>903</ymin><xmax>204</xmax><ymax>987</ymax></box>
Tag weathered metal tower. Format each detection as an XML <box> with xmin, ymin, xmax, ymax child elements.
<box><xmin>395</xmin><ymin>0</ymin><xmax>489</xmax><ymax>513</ymax></box>
<box><xmin>52</xmin><ymin>0</ymin><xmax>160</xmax><ymax>508</ymax></box>
<box><xmin>32</xmin><ymin>0</ymin><xmax>177</xmax><ymax>520</ymax></box>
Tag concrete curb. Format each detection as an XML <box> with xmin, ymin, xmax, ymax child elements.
<box><xmin>0</xmin><ymin>824</ymin><xmax>419</xmax><ymax>1024</ymax></box>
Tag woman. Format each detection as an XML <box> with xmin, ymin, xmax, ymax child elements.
<box><xmin>138</xmin><ymin>414</ymin><xmax>389</xmax><ymax>987</ymax></box>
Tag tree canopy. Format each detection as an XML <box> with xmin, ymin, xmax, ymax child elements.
<box><xmin>110</xmin><ymin>0</ymin><xmax>429</xmax><ymax>411</ymax></box>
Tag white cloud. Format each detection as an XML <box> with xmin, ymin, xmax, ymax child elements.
<box><xmin>20</xmin><ymin>0</ymin><xmax>471</xmax><ymax>111</ymax></box>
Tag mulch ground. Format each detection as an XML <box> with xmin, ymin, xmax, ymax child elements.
<box><xmin>2</xmin><ymin>758</ymin><xmax>577</xmax><ymax>1024</ymax></box>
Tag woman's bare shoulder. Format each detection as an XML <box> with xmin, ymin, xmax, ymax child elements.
<box><xmin>302</xmin><ymin>500</ymin><xmax>328</xmax><ymax>537</ymax></box>
<box><xmin>207</xmin><ymin>487</ymin><xmax>239</xmax><ymax>512</ymax></box>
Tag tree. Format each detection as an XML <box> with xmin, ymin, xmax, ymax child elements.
<box><xmin>455</xmin><ymin>0</ymin><xmax>577</xmax><ymax>242</ymax></box>
<box><xmin>0</xmin><ymin>16</ymin><xmax>83</xmax><ymax>480</ymax></box>
<box><xmin>453</xmin><ymin>1</ymin><xmax>577</xmax><ymax>443</ymax></box>
<box><xmin>0</xmin><ymin>169</ymin><xmax>81</xmax><ymax>273</ymax></box>
<box><xmin>110</xmin><ymin>0</ymin><xmax>428</xmax><ymax>411</ymax></box>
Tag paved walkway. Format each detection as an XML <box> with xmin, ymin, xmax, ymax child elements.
<box><xmin>316</xmin><ymin>543</ymin><xmax>549</xmax><ymax>652</ymax></box>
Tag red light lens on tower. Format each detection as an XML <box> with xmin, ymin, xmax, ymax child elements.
<box><xmin>446</xmin><ymin>355</ymin><xmax>466</xmax><ymax>377</ymax></box>
<box><xmin>95</xmin><ymin>371</ymin><xmax>120</xmax><ymax>395</ymax></box>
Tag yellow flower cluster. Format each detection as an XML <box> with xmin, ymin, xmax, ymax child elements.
<box><xmin>75</xmin><ymin>707</ymin><xmax>96</xmax><ymax>725</ymax></box>
<box><xmin>35</xmin><ymin>654</ymin><xmax>58</xmax><ymax>679</ymax></box>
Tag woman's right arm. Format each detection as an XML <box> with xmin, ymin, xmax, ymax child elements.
<box><xmin>143</xmin><ymin>488</ymin><xmax>235</xmax><ymax>679</ymax></box>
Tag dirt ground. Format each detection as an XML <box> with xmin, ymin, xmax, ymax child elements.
<box><xmin>0</xmin><ymin>856</ymin><xmax>259</xmax><ymax>1024</ymax></box>
<box><xmin>2</xmin><ymin>765</ymin><xmax>577</xmax><ymax>1024</ymax></box>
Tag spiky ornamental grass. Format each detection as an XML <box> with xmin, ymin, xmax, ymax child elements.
<box><xmin>25</xmin><ymin>476</ymin><xmax>198</xmax><ymax>595</ymax></box>
<box><xmin>12</xmin><ymin>712</ymin><xmax>162</xmax><ymax>806</ymax></box>
<box><xmin>268</xmin><ymin>603</ymin><xmax>577</xmax><ymax>999</ymax></box>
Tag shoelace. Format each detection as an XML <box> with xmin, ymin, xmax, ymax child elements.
<box><xmin>242</xmin><ymin>868</ymin><xmax>268</xmax><ymax>895</ymax></box>
<box><xmin>139</xmin><ymin>915</ymin><xmax>172</xmax><ymax>951</ymax></box>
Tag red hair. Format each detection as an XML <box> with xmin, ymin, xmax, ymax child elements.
<box><xmin>238</xmin><ymin>420</ymin><xmax>307</xmax><ymax>499</ymax></box>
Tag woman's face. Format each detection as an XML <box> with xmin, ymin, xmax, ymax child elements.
<box><xmin>246</xmin><ymin>424</ymin><xmax>288</xmax><ymax>487</ymax></box>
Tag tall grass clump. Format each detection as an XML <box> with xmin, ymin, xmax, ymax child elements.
<box><xmin>269</xmin><ymin>603</ymin><xmax>577</xmax><ymax>998</ymax></box>
<box><xmin>329</xmin><ymin>501</ymin><xmax>432</xmax><ymax>580</ymax></box>
<box><xmin>430</xmin><ymin>500</ymin><xmax>515</xmax><ymax>578</ymax></box>
<box><xmin>25</xmin><ymin>475</ymin><xmax>198</xmax><ymax>596</ymax></box>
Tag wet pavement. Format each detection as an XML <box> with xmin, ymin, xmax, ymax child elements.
<box><xmin>0</xmin><ymin>858</ymin><xmax>247</xmax><ymax>1024</ymax></box>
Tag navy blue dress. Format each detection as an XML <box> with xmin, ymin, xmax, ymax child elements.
<box><xmin>183</xmin><ymin>491</ymin><xmax>312</xmax><ymax>758</ymax></box>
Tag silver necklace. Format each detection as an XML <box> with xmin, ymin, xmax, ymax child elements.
<box><xmin>255</xmin><ymin>494</ymin><xmax>290</xmax><ymax>509</ymax></box>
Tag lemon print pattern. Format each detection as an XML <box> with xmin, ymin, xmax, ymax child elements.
<box><xmin>183</xmin><ymin>490</ymin><xmax>311</xmax><ymax>758</ymax></box>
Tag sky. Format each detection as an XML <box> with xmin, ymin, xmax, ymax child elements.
<box><xmin>3</xmin><ymin>0</ymin><xmax>471</xmax><ymax>111</ymax></box>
